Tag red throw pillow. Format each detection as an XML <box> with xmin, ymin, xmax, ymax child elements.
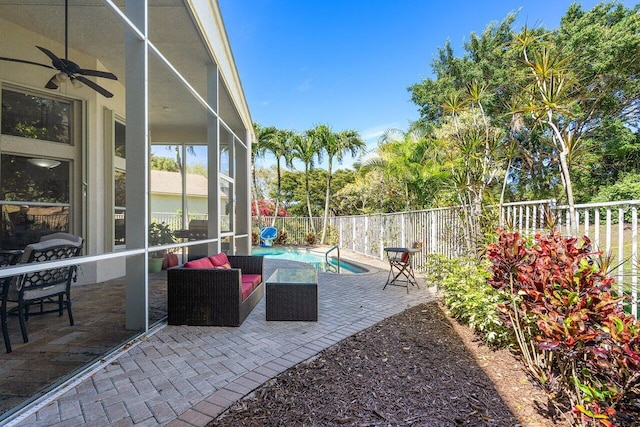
<box><xmin>162</xmin><ymin>253</ymin><xmax>179</xmax><ymax>270</ymax></box>
<box><xmin>184</xmin><ymin>257</ymin><xmax>214</xmax><ymax>269</ymax></box>
<box><xmin>209</xmin><ymin>252</ymin><xmax>230</xmax><ymax>267</ymax></box>
<box><xmin>214</xmin><ymin>262</ymin><xmax>232</xmax><ymax>269</ymax></box>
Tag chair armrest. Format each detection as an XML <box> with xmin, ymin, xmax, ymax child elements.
<box><xmin>227</xmin><ymin>255</ymin><xmax>264</xmax><ymax>276</ymax></box>
<box><xmin>168</xmin><ymin>267</ymin><xmax>243</xmax><ymax>299</ymax></box>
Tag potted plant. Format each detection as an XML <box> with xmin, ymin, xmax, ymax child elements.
<box><xmin>148</xmin><ymin>221</ymin><xmax>174</xmax><ymax>273</ymax></box>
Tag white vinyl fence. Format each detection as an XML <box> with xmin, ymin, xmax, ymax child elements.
<box><xmin>253</xmin><ymin>216</ymin><xmax>323</xmax><ymax>245</ymax></box>
<box><xmin>253</xmin><ymin>199</ymin><xmax>640</xmax><ymax>317</ymax></box>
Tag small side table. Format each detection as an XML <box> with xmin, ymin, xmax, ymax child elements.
<box><xmin>266</xmin><ymin>268</ymin><xmax>318</xmax><ymax>321</ymax></box>
<box><xmin>383</xmin><ymin>247</ymin><xmax>420</xmax><ymax>293</ymax></box>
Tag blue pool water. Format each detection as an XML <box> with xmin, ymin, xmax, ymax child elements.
<box><xmin>252</xmin><ymin>247</ymin><xmax>367</xmax><ymax>274</ymax></box>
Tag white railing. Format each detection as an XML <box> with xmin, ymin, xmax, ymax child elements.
<box><xmin>150</xmin><ymin>212</ymin><xmax>208</xmax><ymax>232</ymax></box>
<box><xmin>253</xmin><ymin>216</ymin><xmax>323</xmax><ymax>245</ymax></box>
<box><xmin>253</xmin><ymin>198</ymin><xmax>640</xmax><ymax>317</ymax></box>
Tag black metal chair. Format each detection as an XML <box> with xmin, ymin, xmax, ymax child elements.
<box><xmin>2</xmin><ymin>235</ymin><xmax>83</xmax><ymax>352</ymax></box>
<box><xmin>0</xmin><ymin>250</ymin><xmax>22</xmax><ymax>353</ymax></box>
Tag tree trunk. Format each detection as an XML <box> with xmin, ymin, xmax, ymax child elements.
<box><xmin>251</xmin><ymin>154</ymin><xmax>262</xmax><ymax>229</ymax></box>
<box><xmin>499</xmin><ymin>157</ymin><xmax>513</xmax><ymax>228</ymax></box>
<box><xmin>548</xmin><ymin>115</ymin><xmax>577</xmax><ymax>236</ymax></box>
<box><xmin>558</xmin><ymin>150</ymin><xmax>577</xmax><ymax>236</ymax></box>
<box><xmin>305</xmin><ymin>167</ymin><xmax>316</xmax><ymax>235</ymax></box>
<box><xmin>272</xmin><ymin>158</ymin><xmax>282</xmax><ymax>227</ymax></box>
<box><xmin>321</xmin><ymin>159</ymin><xmax>333</xmax><ymax>244</ymax></box>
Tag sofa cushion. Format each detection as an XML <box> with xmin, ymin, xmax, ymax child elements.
<box><xmin>241</xmin><ymin>280</ymin><xmax>254</xmax><ymax>301</ymax></box>
<box><xmin>209</xmin><ymin>252</ymin><xmax>230</xmax><ymax>267</ymax></box>
<box><xmin>214</xmin><ymin>262</ymin><xmax>232</xmax><ymax>269</ymax></box>
<box><xmin>184</xmin><ymin>257</ymin><xmax>214</xmax><ymax>269</ymax></box>
<box><xmin>242</xmin><ymin>274</ymin><xmax>262</xmax><ymax>290</ymax></box>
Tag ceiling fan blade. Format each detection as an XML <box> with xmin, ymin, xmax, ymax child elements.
<box><xmin>45</xmin><ymin>75</ymin><xmax>59</xmax><ymax>90</ymax></box>
<box><xmin>77</xmin><ymin>69</ymin><xmax>118</xmax><ymax>80</ymax></box>
<box><xmin>0</xmin><ymin>56</ymin><xmax>55</xmax><ymax>70</ymax></box>
<box><xmin>36</xmin><ymin>46</ymin><xmax>65</xmax><ymax>69</ymax></box>
<box><xmin>74</xmin><ymin>75</ymin><xmax>113</xmax><ymax>98</ymax></box>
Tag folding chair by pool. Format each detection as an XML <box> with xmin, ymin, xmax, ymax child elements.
<box><xmin>383</xmin><ymin>247</ymin><xmax>420</xmax><ymax>293</ymax></box>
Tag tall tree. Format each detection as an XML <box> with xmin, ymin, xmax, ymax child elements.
<box><xmin>365</xmin><ymin>123</ymin><xmax>447</xmax><ymax>211</ymax></box>
<box><xmin>511</xmin><ymin>2</ymin><xmax>640</xmax><ymax>233</ymax></box>
<box><xmin>264</xmin><ymin>129</ymin><xmax>294</xmax><ymax>226</ymax></box>
<box><xmin>291</xmin><ymin>132</ymin><xmax>319</xmax><ymax>235</ymax></box>
<box><xmin>511</xmin><ymin>37</ymin><xmax>581</xmax><ymax>233</ymax></box>
<box><xmin>252</xmin><ymin>123</ymin><xmax>277</xmax><ymax>228</ymax></box>
<box><xmin>435</xmin><ymin>82</ymin><xmax>507</xmax><ymax>254</ymax></box>
<box><xmin>309</xmin><ymin>125</ymin><xmax>365</xmax><ymax>244</ymax></box>
<box><xmin>407</xmin><ymin>2</ymin><xmax>640</xmax><ymax>223</ymax></box>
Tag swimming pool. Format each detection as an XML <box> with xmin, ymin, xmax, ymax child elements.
<box><xmin>252</xmin><ymin>247</ymin><xmax>368</xmax><ymax>274</ymax></box>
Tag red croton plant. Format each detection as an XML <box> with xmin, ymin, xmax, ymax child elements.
<box><xmin>486</xmin><ymin>229</ymin><xmax>640</xmax><ymax>426</ymax></box>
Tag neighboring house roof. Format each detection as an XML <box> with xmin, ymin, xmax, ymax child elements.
<box><xmin>150</xmin><ymin>170</ymin><xmax>228</xmax><ymax>197</ymax></box>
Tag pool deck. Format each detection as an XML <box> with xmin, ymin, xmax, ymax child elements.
<box><xmin>9</xmin><ymin>249</ymin><xmax>437</xmax><ymax>426</ymax></box>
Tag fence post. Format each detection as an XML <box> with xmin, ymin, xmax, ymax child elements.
<box><xmin>379</xmin><ymin>214</ymin><xmax>384</xmax><ymax>260</ymax></box>
<box><xmin>364</xmin><ymin>216</ymin><xmax>369</xmax><ymax>255</ymax></box>
<box><xmin>631</xmin><ymin>207</ymin><xmax>638</xmax><ymax>318</ymax></box>
<box><xmin>618</xmin><ymin>207</ymin><xmax>625</xmax><ymax>298</ymax></box>
<box><xmin>352</xmin><ymin>217</ymin><xmax>356</xmax><ymax>251</ymax></box>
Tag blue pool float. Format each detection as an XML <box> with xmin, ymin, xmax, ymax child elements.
<box><xmin>259</xmin><ymin>226</ymin><xmax>278</xmax><ymax>247</ymax></box>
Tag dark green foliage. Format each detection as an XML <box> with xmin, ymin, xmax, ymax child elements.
<box><xmin>150</xmin><ymin>155</ymin><xmax>179</xmax><ymax>172</ymax></box>
<box><xmin>148</xmin><ymin>222</ymin><xmax>174</xmax><ymax>246</ymax></box>
<box><xmin>407</xmin><ymin>2</ymin><xmax>640</xmax><ymax>207</ymax></box>
<box><xmin>277</xmin><ymin>169</ymin><xmax>328</xmax><ymax>217</ymax></box>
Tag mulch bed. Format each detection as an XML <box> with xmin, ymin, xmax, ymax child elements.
<box><xmin>208</xmin><ymin>301</ymin><xmax>569</xmax><ymax>426</ymax></box>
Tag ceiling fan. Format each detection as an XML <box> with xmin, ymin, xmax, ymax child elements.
<box><xmin>0</xmin><ymin>0</ymin><xmax>117</xmax><ymax>98</ymax></box>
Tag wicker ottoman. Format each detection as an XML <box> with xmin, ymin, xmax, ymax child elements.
<box><xmin>266</xmin><ymin>268</ymin><xmax>318</xmax><ymax>321</ymax></box>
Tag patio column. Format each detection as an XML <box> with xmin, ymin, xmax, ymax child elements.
<box><xmin>124</xmin><ymin>0</ymin><xmax>149</xmax><ymax>331</ymax></box>
<box><xmin>207</xmin><ymin>63</ymin><xmax>220</xmax><ymax>255</ymax></box>
<box><xmin>236</xmin><ymin>129</ymin><xmax>251</xmax><ymax>254</ymax></box>
<box><xmin>227</xmin><ymin>132</ymin><xmax>235</xmax><ymax>253</ymax></box>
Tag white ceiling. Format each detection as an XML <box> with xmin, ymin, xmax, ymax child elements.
<box><xmin>0</xmin><ymin>0</ymin><xmax>245</xmax><ymax>140</ymax></box>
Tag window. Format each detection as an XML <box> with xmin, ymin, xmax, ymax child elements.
<box><xmin>0</xmin><ymin>154</ymin><xmax>70</xmax><ymax>249</ymax></box>
<box><xmin>114</xmin><ymin>121</ymin><xmax>126</xmax><ymax>246</ymax></box>
<box><xmin>0</xmin><ymin>87</ymin><xmax>80</xmax><ymax>250</ymax></box>
<box><xmin>1</xmin><ymin>89</ymin><xmax>72</xmax><ymax>144</ymax></box>
<box><xmin>114</xmin><ymin>171</ymin><xmax>126</xmax><ymax>245</ymax></box>
<box><xmin>115</xmin><ymin>121</ymin><xmax>126</xmax><ymax>159</ymax></box>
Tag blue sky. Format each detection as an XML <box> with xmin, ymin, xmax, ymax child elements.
<box><xmin>218</xmin><ymin>0</ymin><xmax>636</xmax><ymax>170</ymax></box>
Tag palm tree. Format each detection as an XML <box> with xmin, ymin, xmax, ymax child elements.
<box><xmin>252</xmin><ymin>123</ymin><xmax>277</xmax><ymax>228</ymax></box>
<box><xmin>291</xmin><ymin>132</ymin><xmax>319</xmax><ymax>235</ymax></box>
<box><xmin>264</xmin><ymin>129</ymin><xmax>294</xmax><ymax>227</ymax></box>
<box><xmin>368</xmin><ymin>125</ymin><xmax>430</xmax><ymax>210</ymax></box>
<box><xmin>309</xmin><ymin>124</ymin><xmax>365</xmax><ymax>244</ymax></box>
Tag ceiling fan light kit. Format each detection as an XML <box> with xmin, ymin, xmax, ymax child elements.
<box><xmin>0</xmin><ymin>0</ymin><xmax>118</xmax><ymax>98</ymax></box>
<box><xmin>27</xmin><ymin>158</ymin><xmax>62</xmax><ymax>169</ymax></box>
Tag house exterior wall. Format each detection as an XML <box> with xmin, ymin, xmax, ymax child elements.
<box><xmin>151</xmin><ymin>194</ymin><xmax>210</xmax><ymax>218</ymax></box>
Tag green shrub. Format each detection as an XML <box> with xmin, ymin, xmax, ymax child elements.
<box><xmin>424</xmin><ymin>255</ymin><xmax>513</xmax><ymax>346</ymax></box>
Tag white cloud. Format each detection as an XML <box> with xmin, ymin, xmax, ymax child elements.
<box><xmin>359</xmin><ymin>123</ymin><xmax>400</xmax><ymax>144</ymax></box>
<box><xmin>296</xmin><ymin>78</ymin><xmax>313</xmax><ymax>92</ymax></box>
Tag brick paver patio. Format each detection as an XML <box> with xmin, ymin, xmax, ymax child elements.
<box><xmin>11</xmin><ymin>254</ymin><xmax>437</xmax><ymax>426</ymax></box>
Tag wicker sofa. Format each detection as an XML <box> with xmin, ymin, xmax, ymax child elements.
<box><xmin>167</xmin><ymin>254</ymin><xmax>264</xmax><ymax>327</ymax></box>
